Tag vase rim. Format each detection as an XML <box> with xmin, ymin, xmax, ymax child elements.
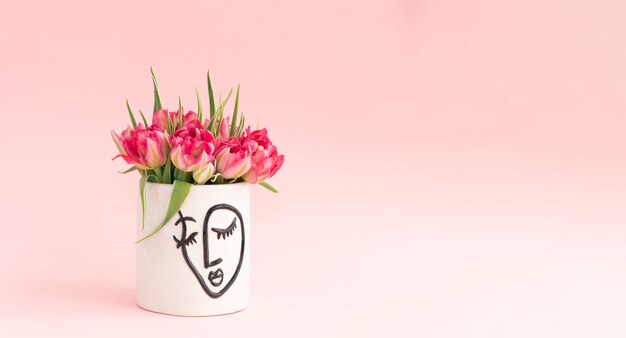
<box><xmin>144</xmin><ymin>181</ymin><xmax>250</xmax><ymax>187</ymax></box>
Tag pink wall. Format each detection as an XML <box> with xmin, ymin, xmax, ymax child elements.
<box><xmin>1</xmin><ymin>0</ymin><xmax>625</xmax><ymax>336</ymax></box>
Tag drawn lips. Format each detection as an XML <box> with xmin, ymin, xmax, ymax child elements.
<box><xmin>208</xmin><ymin>268</ymin><xmax>224</xmax><ymax>287</ymax></box>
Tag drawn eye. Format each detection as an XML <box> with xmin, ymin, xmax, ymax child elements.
<box><xmin>173</xmin><ymin>212</ymin><xmax>198</xmax><ymax>249</ymax></box>
<box><xmin>211</xmin><ymin>217</ymin><xmax>237</xmax><ymax>240</ymax></box>
<box><xmin>173</xmin><ymin>232</ymin><xmax>198</xmax><ymax>248</ymax></box>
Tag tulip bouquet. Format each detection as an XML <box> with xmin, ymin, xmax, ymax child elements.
<box><xmin>112</xmin><ymin>69</ymin><xmax>284</xmax><ymax>242</ymax></box>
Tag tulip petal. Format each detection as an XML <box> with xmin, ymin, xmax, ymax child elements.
<box><xmin>144</xmin><ymin>137</ymin><xmax>162</xmax><ymax>168</ymax></box>
<box><xmin>193</xmin><ymin>163</ymin><xmax>215</xmax><ymax>185</ymax></box>
<box><xmin>170</xmin><ymin>145</ymin><xmax>185</xmax><ymax>170</ymax></box>
<box><xmin>111</xmin><ymin>131</ymin><xmax>125</xmax><ymax>154</ymax></box>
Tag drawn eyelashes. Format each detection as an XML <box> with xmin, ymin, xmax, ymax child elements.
<box><xmin>174</xmin><ymin>232</ymin><xmax>198</xmax><ymax>248</ymax></box>
<box><xmin>212</xmin><ymin>217</ymin><xmax>238</xmax><ymax>240</ymax></box>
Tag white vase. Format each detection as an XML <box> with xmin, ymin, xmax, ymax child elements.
<box><xmin>136</xmin><ymin>182</ymin><xmax>251</xmax><ymax>316</ymax></box>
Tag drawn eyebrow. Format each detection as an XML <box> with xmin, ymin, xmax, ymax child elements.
<box><xmin>211</xmin><ymin>217</ymin><xmax>237</xmax><ymax>239</ymax></box>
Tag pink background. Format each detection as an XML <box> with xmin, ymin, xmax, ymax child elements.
<box><xmin>1</xmin><ymin>0</ymin><xmax>625</xmax><ymax>336</ymax></box>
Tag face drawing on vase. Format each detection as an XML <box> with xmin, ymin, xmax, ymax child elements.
<box><xmin>173</xmin><ymin>204</ymin><xmax>245</xmax><ymax>298</ymax></box>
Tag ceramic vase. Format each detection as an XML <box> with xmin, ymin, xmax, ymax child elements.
<box><xmin>136</xmin><ymin>182</ymin><xmax>250</xmax><ymax>316</ymax></box>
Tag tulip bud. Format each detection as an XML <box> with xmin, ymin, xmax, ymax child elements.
<box><xmin>111</xmin><ymin>130</ymin><xmax>125</xmax><ymax>154</ymax></box>
<box><xmin>219</xmin><ymin>117</ymin><xmax>231</xmax><ymax>140</ymax></box>
<box><xmin>193</xmin><ymin>163</ymin><xmax>215</xmax><ymax>185</ymax></box>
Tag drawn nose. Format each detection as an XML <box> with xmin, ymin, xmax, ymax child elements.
<box><xmin>207</xmin><ymin>258</ymin><xmax>222</xmax><ymax>268</ymax></box>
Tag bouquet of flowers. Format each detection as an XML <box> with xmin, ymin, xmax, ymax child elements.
<box><xmin>111</xmin><ymin>69</ymin><xmax>284</xmax><ymax>242</ymax></box>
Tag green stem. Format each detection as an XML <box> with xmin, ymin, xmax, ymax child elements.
<box><xmin>173</xmin><ymin>168</ymin><xmax>190</xmax><ymax>182</ymax></box>
<box><xmin>162</xmin><ymin>157</ymin><xmax>172</xmax><ymax>184</ymax></box>
<box><xmin>153</xmin><ymin>166</ymin><xmax>162</xmax><ymax>182</ymax></box>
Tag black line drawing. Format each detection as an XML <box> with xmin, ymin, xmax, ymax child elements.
<box><xmin>212</xmin><ymin>217</ymin><xmax>237</xmax><ymax>239</ymax></box>
<box><xmin>173</xmin><ymin>214</ymin><xmax>198</xmax><ymax>248</ymax></box>
<box><xmin>174</xmin><ymin>205</ymin><xmax>245</xmax><ymax>298</ymax></box>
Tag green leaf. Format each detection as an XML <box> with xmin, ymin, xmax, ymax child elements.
<box><xmin>216</xmin><ymin>108</ymin><xmax>224</xmax><ymax>137</ymax></box>
<box><xmin>237</xmin><ymin>114</ymin><xmax>245</xmax><ymax>138</ymax></box>
<box><xmin>230</xmin><ymin>85</ymin><xmax>240</xmax><ymax>137</ymax></box>
<box><xmin>259</xmin><ymin>181</ymin><xmax>279</xmax><ymax>193</ymax></box>
<box><xmin>162</xmin><ymin>157</ymin><xmax>172</xmax><ymax>184</ymax></box>
<box><xmin>139</xmin><ymin>109</ymin><xmax>148</xmax><ymax>126</ymax></box>
<box><xmin>167</xmin><ymin>110</ymin><xmax>174</xmax><ymax>134</ymax></box>
<box><xmin>139</xmin><ymin>174</ymin><xmax>159</xmax><ymax>231</ymax></box>
<box><xmin>150</xmin><ymin>67</ymin><xmax>162</xmax><ymax>113</ymax></box>
<box><xmin>126</xmin><ymin>99</ymin><xmax>137</xmax><ymax>128</ymax></box>
<box><xmin>208</xmin><ymin>89</ymin><xmax>232</xmax><ymax>134</ymax></box>
<box><xmin>207</xmin><ymin>112</ymin><xmax>216</xmax><ymax>132</ymax></box>
<box><xmin>117</xmin><ymin>166</ymin><xmax>137</xmax><ymax>174</ymax></box>
<box><xmin>207</xmin><ymin>70</ymin><xmax>216</xmax><ymax>119</ymax></box>
<box><xmin>136</xmin><ymin>180</ymin><xmax>193</xmax><ymax>243</ymax></box>
<box><xmin>178</xmin><ymin>96</ymin><xmax>183</xmax><ymax>128</ymax></box>
<box><xmin>195</xmin><ymin>88</ymin><xmax>203</xmax><ymax>122</ymax></box>
<box><xmin>222</xmin><ymin>89</ymin><xmax>233</xmax><ymax>107</ymax></box>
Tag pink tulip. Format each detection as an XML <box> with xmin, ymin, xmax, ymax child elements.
<box><xmin>241</xmin><ymin>128</ymin><xmax>285</xmax><ymax>183</ymax></box>
<box><xmin>152</xmin><ymin>109</ymin><xmax>200</xmax><ymax>131</ymax></box>
<box><xmin>169</xmin><ymin>122</ymin><xmax>217</xmax><ymax>173</ymax></box>
<box><xmin>112</xmin><ymin>124</ymin><xmax>168</xmax><ymax>170</ymax></box>
<box><xmin>219</xmin><ymin>117</ymin><xmax>231</xmax><ymax>139</ymax></box>
<box><xmin>215</xmin><ymin>136</ymin><xmax>255</xmax><ymax>179</ymax></box>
